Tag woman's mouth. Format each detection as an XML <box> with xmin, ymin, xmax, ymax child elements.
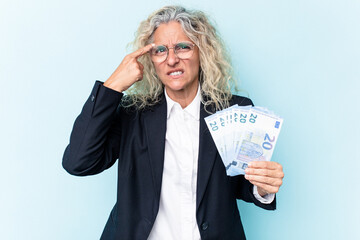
<box><xmin>169</xmin><ymin>71</ymin><xmax>183</xmax><ymax>76</ymax></box>
<box><xmin>167</xmin><ymin>69</ymin><xmax>184</xmax><ymax>78</ymax></box>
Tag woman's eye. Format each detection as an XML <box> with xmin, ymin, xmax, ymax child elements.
<box><xmin>180</xmin><ymin>44</ymin><xmax>190</xmax><ymax>49</ymax></box>
<box><xmin>176</xmin><ymin>43</ymin><xmax>191</xmax><ymax>51</ymax></box>
<box><xmin>155</xmin><ymin>46</ymin><xmax>167</xmax><ymax>54</ymax></box>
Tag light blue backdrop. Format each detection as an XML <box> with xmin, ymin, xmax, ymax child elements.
<box><xmin>1</xmin><ymin>0</ymin><xmax>359</xmax><ymax>239</ymax></box>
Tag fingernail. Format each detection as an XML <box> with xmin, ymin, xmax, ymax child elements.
<box><xmin>248</xmin><ymin>163</ymin><xmax>252</xmax><ymax>167</ymax></box>
<box><xmin>151</xmin><ymin>43</ymin><xmax>155</xmax><ymax>47</ymax></box>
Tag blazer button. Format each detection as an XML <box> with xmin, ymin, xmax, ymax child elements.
<box><xmin>91</xmin><ymin>95</ymin><xmax>95</xmax><ymax>102</ymax></box>
<box><xmin>201</xmin><ymin>222</ymin><xmax>209</xmax><ymax>230</ymax></box>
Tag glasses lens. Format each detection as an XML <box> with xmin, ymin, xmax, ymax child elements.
<box><xmin>175</xmin><ymin>42</ymin><xmax>194</xmax><ymax>59</ymax></box>
<box><xmin>152</xmin><ymin>45</ymin><xmax>167</xmax><ymax>56</ymax></box>
<box><xmin>150</xmin><ymin>45</ymin><xmax>167</xmax><ymax>62</ymax></box>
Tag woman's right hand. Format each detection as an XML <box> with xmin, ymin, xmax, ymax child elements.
<box><xmin>104</xmin><ymin>43</ymin><xmax>154</xmax><ymax>92</ymax></box>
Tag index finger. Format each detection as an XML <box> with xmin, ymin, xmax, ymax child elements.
<box><xmin>129</xmin><ymin>43</ymin><xmax>155</xmax><ymax>59</ymax></box>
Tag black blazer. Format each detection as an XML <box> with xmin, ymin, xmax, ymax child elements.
<box><xmin>62</xmin><ymin>81</ymin><xmax>276</xmax><ymax>240</ymax></box>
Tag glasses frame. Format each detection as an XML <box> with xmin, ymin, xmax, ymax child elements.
<box><xmin>150</xmin><ymin>41</ymin><xmax>196</xmax><ymax>63</ymax></box>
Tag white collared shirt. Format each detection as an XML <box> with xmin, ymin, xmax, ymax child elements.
<box><xmin>148</xmin><ymin>86</ymin><xmax>274</xmax><ymax>240</ymax></box>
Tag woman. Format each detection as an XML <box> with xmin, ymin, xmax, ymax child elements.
<box><xmin>63</xmin><ymin>5</ymin><xmax>284</xmax><ymax>240</ymax></box>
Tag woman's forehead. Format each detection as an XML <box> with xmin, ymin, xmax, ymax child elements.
<box><xmin>153</xmin><ymin>21</ymin><xmax>191</xmax><ymax>44</ymax></box>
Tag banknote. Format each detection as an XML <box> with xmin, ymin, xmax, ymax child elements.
<box><xmin>205</xmin><ymin>105</ymin><xmax>283</xmax><ymax>176</ymax></box>
<box><xmin>204</xmin><ymin>113</ymin><xmax>227</xmax><ymax>163</ymax></box>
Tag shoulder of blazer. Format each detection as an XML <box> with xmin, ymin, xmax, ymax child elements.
<box><xmin>115</xmin><ymin>93</ymin><xmax>166</xmax><ymax>117</ymax></box>
<box><xmin>230</xmin><ymin>94</ymin><xmax>254</xmax><ymax>107</ymax></box>
<box><xmin>200</xmin><ymin>94</ymin><xmax>254</xmax><ymax>114</ymax></box>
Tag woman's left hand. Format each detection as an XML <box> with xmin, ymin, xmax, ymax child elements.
<box><xmin>244</xmin><ymin>161</ymin><xmax>284</xmax><ymax>197</ymax></box>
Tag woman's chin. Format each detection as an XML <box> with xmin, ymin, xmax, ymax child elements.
<box><xmin>164</xmin><ymin>82</ymin><xmax>186</xmax><ymax>92</ymax></box>
<box><xmin>162</xmin><ymin>78</ymin><xmax>199</xmax><ymax>95</ymax></box>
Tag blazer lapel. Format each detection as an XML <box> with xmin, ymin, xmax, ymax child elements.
<box><xmin>196</xmin><ymin>103</ymin><xmax>217</xmax><ymax>210</ymax></box>
<box><xmin>143</xmin><ymin>97</ymin><xmax>167</xmax><ymax>200</ymax></box>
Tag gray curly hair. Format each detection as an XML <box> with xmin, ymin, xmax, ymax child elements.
<box><xmin>125</xmin><ymin>5</ymin><xmax>237</xmax><ymax>111</ymax></box>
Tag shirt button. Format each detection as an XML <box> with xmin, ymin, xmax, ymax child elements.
<box><xmin>91</xmin><ymin>95</ymin><xmax>95</xmax><ymax>102</ymax></box>
<box><xmin>201</xmin><ymin>222</ymin><xmax>209</xmax><ymax>230</ymax></box>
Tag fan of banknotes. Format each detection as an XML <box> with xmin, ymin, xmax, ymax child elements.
<box><xmin>205</xmin><ymin>105</ymin><xmax>283</xmax><ymax>176</ymax></box>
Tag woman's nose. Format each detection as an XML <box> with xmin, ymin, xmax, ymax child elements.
<box><xmin>166</xmin><ymin>48</ymin><xmax>180</xmax><ymax>66</ymax></box>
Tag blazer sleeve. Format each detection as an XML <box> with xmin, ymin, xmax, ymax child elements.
<box><xmin>235</xmin><ymin>175</ymin><xmax>276</xmax><ymax>210</ymax></box>
<box><xmin>62</xmin><ymin>81</ymin><xmax>124</xmax><ymax>176</ymax></box>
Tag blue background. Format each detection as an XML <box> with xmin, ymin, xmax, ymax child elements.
<box><xmin>1</xmin><ymin>0</ymin><xmax>359</xmax><ymax>239</ymax></box>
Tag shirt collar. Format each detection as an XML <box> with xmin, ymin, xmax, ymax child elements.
<box><xmin>164</xmin><ymin>85</ymin><xmax>201</xmax><ymax>120</ymax></box>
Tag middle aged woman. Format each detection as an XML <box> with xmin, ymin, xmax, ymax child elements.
<box><xmin>63</xmin><ymin>5</ymin><xmax>284</xmax><ymax>240</ymax></box>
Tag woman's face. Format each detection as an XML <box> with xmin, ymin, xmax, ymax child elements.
<box><xmin>152</xmin><ymin>21</ymin><xmax>200</xmax><ymax>99</ymax></box>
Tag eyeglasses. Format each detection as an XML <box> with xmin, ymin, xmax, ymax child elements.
<box><xmin>150</xmin><ymin>42</ymin><xmax>196</xmax><ymax>63</ymax></box>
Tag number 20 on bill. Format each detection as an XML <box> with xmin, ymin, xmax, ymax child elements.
<box><xmin>263</xmin><ymin>133</ymin><xmax>275</xmax><ymax>150</ymax></box>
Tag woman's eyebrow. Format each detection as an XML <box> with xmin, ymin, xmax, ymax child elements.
<box><xmin>155</xmin><ymin>41</ymin><xmax>193</xmax><ymax>46</ymax></box>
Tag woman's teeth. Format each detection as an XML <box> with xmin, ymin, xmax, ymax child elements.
<box><xmin>169</xmin><ymin>71</ymin><xmax>183</xmax><ymax>76</ymax></box>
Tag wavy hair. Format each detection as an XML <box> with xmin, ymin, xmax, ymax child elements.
<box><xmin>124</xmin><ymin>5</ymin><xmax>237</xmax><ymax>112</ymax></box>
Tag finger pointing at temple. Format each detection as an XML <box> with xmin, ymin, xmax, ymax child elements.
<box><xmin>104</xmin><ymin>43</ymin><xmax>155</xmax><ymax>92</ymax></box>
<box><xmin>129</xmin><ymin>43</ymin><xmax>155</xmax><ymax>59</ymax></box>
